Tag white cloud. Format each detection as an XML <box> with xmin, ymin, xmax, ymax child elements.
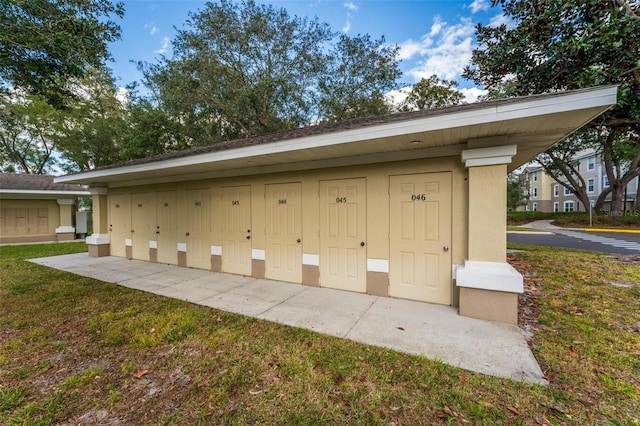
<box><xmin>468</xmin><ymin>0</ymin><xmax>489</xmax><ymax>14</ymax></box>
<box><xmin>402</xmin><ymin>17</ymin><xmax>477</xmax><ymax>82</ymax></box>
<box><xmin>343</xmin><ymin>2</ymin><xmax>358</xmax><ymax>11</ymax></box>
<box><xmin>144</xmin><ymin>23</ymin><xmax>159</xmax><ymax>35</ymax></box>
<box><xmin>342</xmin><ymin>19</ymin><xmax>351</xmax><ymax>33</ymax></box>
<box><xmin>398</xmin><ymin>17</ymin><xmax>446</xmax><ymax>61</ymax></box>
<box><xmin>459</xmin><ymin>87</ymin><xmax>487</xmax><ymax>103</ymax></box>
<box><xmin>342</xmin><ymin>2</ymin><xmax>358</xmax><ymax>33</ymax></box>
<box><xmin>154</xmin><ymin>37</ymin><xmax>171</xmax><ymax>54</ymax></box>
<box><xmin>488</xmin><ymin>13</ymin><xmax>515</xmax><ymax>28</ymax></box>
<box><xmin>115</xmin><ymin>86</ymin><xmax>130</xmax><ymax>106</ymax></box>
<box><xmin>384</xmin><ymin>86</ymin><xmax>412</xmax><ymax>108</ymax></box>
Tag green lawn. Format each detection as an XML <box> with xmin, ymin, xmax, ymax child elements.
<box><xmin>1</xmin><ymin>242</ymin><xmax>639</xmax><ymax>424</ymax></box>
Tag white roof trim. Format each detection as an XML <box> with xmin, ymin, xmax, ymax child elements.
<box><xmin>0</xmin><ymin>189</ymin><xmax>90</xmax><ymax>196</ymax></box>
<box><xmin>55</xmin><ymin>86</ymin><xmax>618</xmax><ymax>184</ymax></box>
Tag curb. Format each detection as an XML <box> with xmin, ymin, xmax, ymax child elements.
<box><xmin>583</xmin><ymin>228</ymin><xmax>640</xmax><ymax>234</ymax></box>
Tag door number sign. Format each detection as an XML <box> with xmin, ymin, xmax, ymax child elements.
<box><xmin>411</xmin><ymin>194</ymin><xmax>427</xmax><ymax>201</ymax></box>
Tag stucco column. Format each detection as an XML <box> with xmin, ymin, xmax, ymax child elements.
<box><xmin>86</xmin><ymin>187</ymin><xmax>110</xmax><ymax>257</ymax></box>
<box><xmin>456</xmin><ymin>145</ymin><xmax>523</xmax><ymax>324</ymax></box>
<box><xmin>55</xmin><ymin>199</ymin><xmax>76</xmax><ymax>241</ymax></box>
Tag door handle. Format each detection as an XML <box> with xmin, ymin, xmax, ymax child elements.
<box><xmin>156</xmin><ymin>231</ymin><xmax>160</xmax><ymax>234</ymax></box>
<box><xmin>443</xmin><ymin>246</ymin><xmax>449</xmax><ymax>252</ymax></box>
<box><xmin>297</xmin><ymin>239</ymin><xmax>301</xmax><ymax>243</ymax></box>
<box><xmin>131</xmin><ymin>230</ymin><xmax>134</xmax><ymax>233</ymax></box>
<box><xmin>360</xmin><ymin>242</ymin><xmax>365</xmax><ymax>247</ymax></box>
<box><xmin>185</xmin><ymin>232</ymin><xmax>190</xmax><ymax>236</ymax></box>
<box><xmin>246</xmin><ymin>235</ymin><xmax>251</xmax><ymax>240</ymax></box>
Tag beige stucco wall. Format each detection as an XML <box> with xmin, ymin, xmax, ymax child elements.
<box><xmin>468</xmin><ymin>165</ymin><xmax>506</xmax><ymax>263</ymax></box>
<box><xmin>0</xmin><ymin>199</ymin><xmax>60</xmax><ymax>243</ymax></box>
<box><xmin>104</xmin><ymin>156</ymin><xmax>469</xmax><ymax>305</ymax></box>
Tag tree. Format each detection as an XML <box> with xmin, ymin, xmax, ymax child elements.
<box><xmin>506</xmin><ymin>172</ymin><xmax>528</xmax><ymax>211</ymax></box>
<box><xmin>464</xmin><ymin>0</ymin><xmax>640</xmax><ymax>213</ymax></box>
<box><xmin>118</xmin><ymin>85</ymin><xmax>191</xmax><ymax>160</ymax></box>
<box><xmin>318</xmin><ymin>34</ymin><xmax>401</xmax><ymax>121</ymax></box>
<box><xmin>0</xmin><ymin>0</ymin><xmax>124</xmax><ymax>108</ymax></box>
<box><xmin>141</xmin><ymin>0</ymin><xmax>401</xmax><ymax>146</ymax></box>
<box><xmin>142</xmin><ymin>0</ymin><xmax>333</xmax><ymax>145</ymax></box>
<box><xmin>0</xmin><ymin>92</ymin><xmax>64</xmax><ymax>174</ymax></box>
<box><xmin>55</xmin><ymin>68</ymin><xmax>128</xmax><ymax>172</ymax></box>
<box><xmin>398</xmin><ymin>75</ymin><xmax>465</xmax><ymax>112</ymax></box>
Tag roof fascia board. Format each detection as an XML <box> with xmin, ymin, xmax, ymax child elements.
<box><xmin>55</xmin><ymin>86</ymin><xmax>618</xmax><ymax>184</ymax></box>
<box><xmin>0</xmin><ymin>189</ymin><xmax>90</xmax><ymax>196</ymax></box>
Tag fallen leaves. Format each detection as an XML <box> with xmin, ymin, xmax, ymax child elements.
<box><xmin>133</xmin><ymin>369</ymin><xmax>149</xmax><ymax>379</ymax></box>
<box><xmin>508</xmin><ymin>406</ymin><xmax>523</xmax><ymax>416</ymax></box>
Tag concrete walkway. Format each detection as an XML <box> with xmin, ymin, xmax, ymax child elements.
<box><xmin>29</xmin><ymin>253</ymin><xmax>546</xmax><ymax>385</ymax></box>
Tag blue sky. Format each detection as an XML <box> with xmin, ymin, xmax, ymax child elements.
<box><xmin>107</xmin><ymin>0</ymin><xmax>510</xmax><ymax>102</ymax></box>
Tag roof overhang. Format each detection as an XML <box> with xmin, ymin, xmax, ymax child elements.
<box><xmin>0</xmin><ymin>189</ymin><xmax>91</xmax><ymax>200</ymax></box>
<box><xmin>55</xmin><ymin>86</ymin><xmax>618</xmax><ymax>188</ymax></box>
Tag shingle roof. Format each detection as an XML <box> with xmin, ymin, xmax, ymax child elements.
<box><xmin>0</xmin><ymin>173</ymin><xmax>87</xmax><ymax>192</ymax></box>
<box><xmin>81</xmin><ymin>88</ymin><xmax>610</xmax><ymax>174</ymax></box>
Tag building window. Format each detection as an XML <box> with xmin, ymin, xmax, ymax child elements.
<box><xmin>564</xmin><ymin>201</ymin><xmax>574</xmax><ymax>212</ymax></box>
<box><xmin>603</xmin><ymin>175</ymin><xmax>610</xmax><ymax>188</ymax></box>
<box><xmin>533</xmin><ymin>187</ymin><xmax>538</xmax><ymax>198</ymax></box>
<box><xmin>533</xmin><ymin>202</ymin><xmax>538</xmax><ymax>211</ymax></box>
<box><xmin>587</xmin><ymin>156</ymin><xmax>595</xmax><ymax>171</ymax></box>
<box><xmin>554</xmin><ymin>202</ymin><xmax>559</xmax><ymax>212</ymax></box>
<box><xmin>587</xmin><ymin>178</ymin><xmax>595</xmax><ymax>193</ymax></box>
<box><xmin>533</xmin><ymin>171</ymin><xmax>538</xmax><ymax>182</ymax></box>
<box><xmin>564</xmin><ymin>186</ymin><xmax>572</xmax><ymax>196</ymax></box>
<box><xmin>554</xmin><ymin>184</ymin><xmax>559</xmax><ymax>197</ymax></box>
<box><xmin>525</xmin><ymin>204</ymin><xmax>530</xmax><ymax>211</ymax></box>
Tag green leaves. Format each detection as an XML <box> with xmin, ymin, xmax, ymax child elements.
<box><xmin>467</xmin><ymin>0</ymin><xmax>640</xmax><ymax>213</ymax></box>
<box><xmin>142</xmin><ymin>0</ymin><xmax>401</xmax><ymax>144</ymax></box>
<box><xmin>398</xmin><ymin>75</ymin><xmax>464</xmax><ymax>112</ymax></box>
<box><xmin>0</xmin><ymin>0</ymin><xmax>124</xmax><ymax>108</ymax></box>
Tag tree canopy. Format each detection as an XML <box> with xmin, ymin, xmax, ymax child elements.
<box><xmin>464</xmin><ymin>0</ymin><xmax>640</xmax><ymax>212</ymax></box>
<box><xmin>0</xmin><ymin>0</ymin><xmax>124</xmax><ymax>107</ymax></box>
<box><xmin>398</xmin><ymin>75</ymin><xmax>465</xmax><ymax>112</ymax></box>
<box><xmin>141</xmin><ymin>0</ymin><xmax>401</xmax><ymax>146</ymax></box>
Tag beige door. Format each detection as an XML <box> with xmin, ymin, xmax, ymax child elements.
<box><xmin>35</xmin><ymin>209</ymin><xmax>48</xmax><ymax>234</ymax></box>
<box><xmin>221</xmin><ymin>185</ymin><xmax>252</xmax><ymax>275</ymax></box>
<box><xmin>13</xmin><ymin>209</ymin><xmax>27</xmax><ymax>235</ymax></box>
<box><xmin>186</xmin><ymin>188</ymin><xmax>212</xmax><ymax>269</ymax></box>
<box><xmin>265</xmin><ymin>182</ymin><xmax>302</xmax><ymax>283</ymax></box>
<box><xmin>131</xmin><ymin>192</ymin><xmax>155</xmax><ymax>261</ymax></box>
<box><xmin>389</xmin><ymin>172</ymin><xmax>452</xmax><ymax>305</ymax></box>
<box><xmin>156</xmin><ymin>190</ymin><xmax>178</xmax><ymax>265</ymax></box>
<box><xmin>319</xmin><ymin>178</ymin><xmax>366</xmax><ymax>292</ymax></box>
<box><xmin>1</xmin><ymin>208</ymin><xmax>48</xmax><ymax>236</ymax></box>
<box><xmin>109</xmin><ymin>194</ymin><xmax>130</xmax><ymax>258</ymax></box>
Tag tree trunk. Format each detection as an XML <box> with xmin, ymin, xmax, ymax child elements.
<box><xmin>609</xmin><ymin>183</ymin><xmax>625</xmax><ymax>213</ymax></box>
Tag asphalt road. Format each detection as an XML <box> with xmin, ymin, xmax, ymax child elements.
<box><xmin>508</xmin><ymin>229</ymin><xmax>640</xmax><ymax>255</ymax></box>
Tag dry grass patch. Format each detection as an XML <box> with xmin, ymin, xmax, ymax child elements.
<box><xmin>1</xmin><ymin>242</ymin><xmax>639</xmax><ymax>424</ymax></box>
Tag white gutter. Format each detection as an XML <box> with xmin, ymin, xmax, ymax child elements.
<box><xmin>0</xmin><ymin>189</ymin><xmax>91</xmax><ymax>196</ymax></box>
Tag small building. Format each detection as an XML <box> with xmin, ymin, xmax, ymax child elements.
<box><xmin>522</xmin><ymin>150</ymin><xmax>639</xmax><ymax>213</ymax></box>
<box><xmin>55</xmin><ymin>86</ymin><xmax>618</xmax><ymax>324</ymax></box>
<box><xmin>0</xmin><ymin>174</ymin><xmax>90</xmax><ymax>243</ymax></box>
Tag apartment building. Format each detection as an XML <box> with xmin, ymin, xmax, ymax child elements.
<box><xmin>521</xmin><ymin>150</ymin><xmax>639</xmax><ymax>213</ymax></box>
